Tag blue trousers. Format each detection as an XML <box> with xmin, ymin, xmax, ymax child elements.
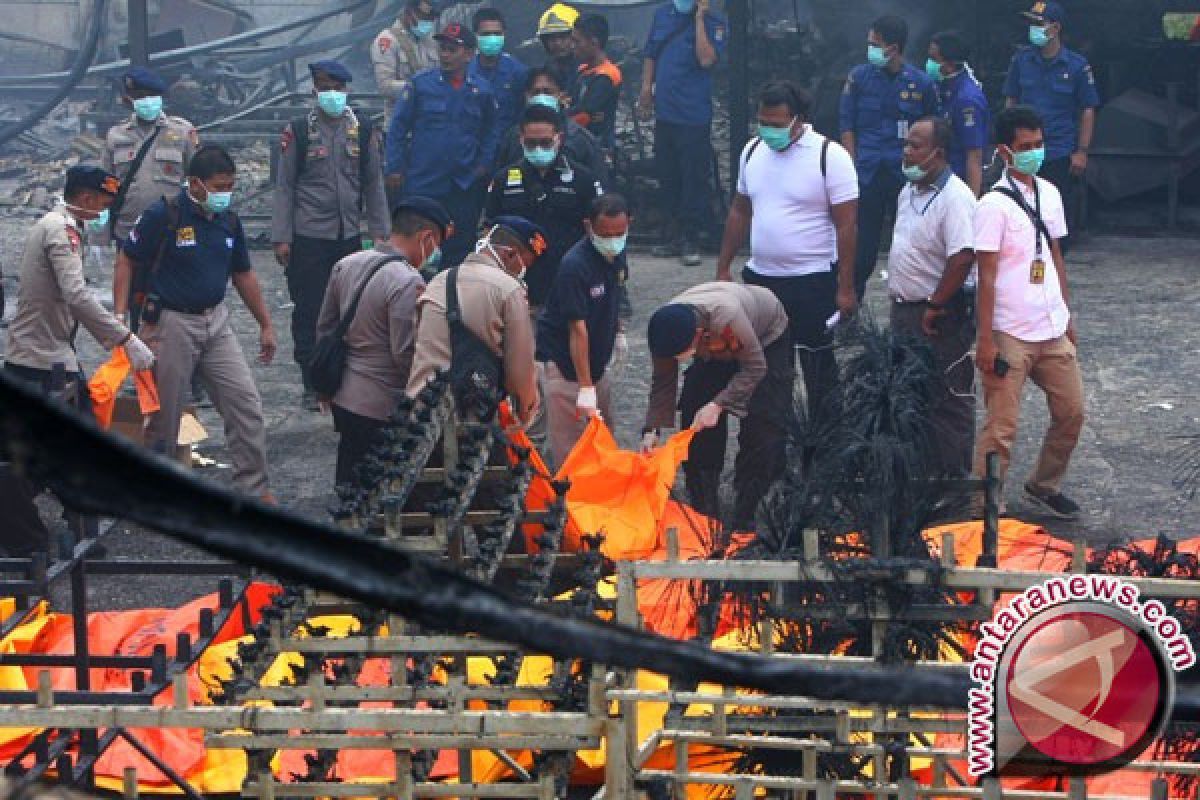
<box><xmin>853</xmin><ymin>168</ymin><xmax>904</xmax><ymax>299</ymax></box>
<box><xmin>655</xmin><ymin>121</ymin><xmax>714</xmax><ymax>236</ymax></box>
<box><xmin>432</xmin><ymin>179</ymin><xmax>488</xmax><ymax>268</ymax></box>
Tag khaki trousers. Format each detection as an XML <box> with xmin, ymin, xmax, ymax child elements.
<box><xmin>973</xmin><ymin>331</ymin><xmax>1084</xmax><ymax>495</ymax></box>
<box><xmin>141</xmin><ymin>304</ymin><xmax>270</xmax><ymax>495</ymax></box>
<box><xmin>537</xmin><ymin>361</ymin><xmax>612</xmax><ymax>470</ymax></box>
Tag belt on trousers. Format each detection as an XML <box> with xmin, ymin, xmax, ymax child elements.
<box><xmin>889</xmin><ymin>287</ymin><xmax>974</xmax><ymax>306</ymax></box>
<box><xmin>163</xmin><ymin>302</ymin><xmax>217</xmax><ymax>315</ymax></box>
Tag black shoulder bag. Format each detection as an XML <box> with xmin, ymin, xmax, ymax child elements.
<box><xmin>309</xmin><ymin>255</ymin><xmax>405</xmax><ymax>397</ymax></box>
<box><xmin>445</xmin><ymin>267</ymin><xmax>505</xmax><ymax>418</ymax></box>
<box><xmin>107</xmin><ymin>127</ymin><xmax>163</xmax><ymax>238</ymax></box>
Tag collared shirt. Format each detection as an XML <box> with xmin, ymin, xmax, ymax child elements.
<box><xmin>1003</xmin><ymin>45</ymin><xmax>1100</xmax><ymax>160</ymax></box>
<box><xmin>645</xmin><ymin>282</ymin><xmax>788</xmax><ymax>430</ymax></box>
<box><xmin>974</xmin><ymin>171</ymin><xmax>1070</xmax><ymax>342</ymax></box>
<box><xmin>406</xmin><ymin>251</ymin><xmax>537</xmax><ymax>419</ymax></box>
<box><xmin>889</xmin><ymin>169</ymin><xmax>977</xmax><ymax>301</ymax></box>
<box><xmin>102</xmin><ymin>113</ymin><xmax>197</xmax><ymax>241</ymax></box>
<box><xmin>271</xmin><ymin>109</ymin><xmax>390</xmax><ymax>244</ymax></box>
<box><xmin>644</xmin><ymin>4</ymin><xmax>728</xmax><ymax>126</ymax></box>
<box><xmin>536</xmin><ymin>238</ymin><xmax>623</xmax><ymax>382</ymax></box>
<box><xmin>737</xmin><ymin>128</ymin><xmax>859</xmax><ymax>277</ymax></box>
<box><xmin>470</xmin><ymin>52</ymin><xmax>529</xmax><ymax>138</ymax></box>
<box><xmin>6</xmin><ymin>206</ymin><xmax>129</xmax><ymax>372</ymax></box>
<box><xmin>123</xmin><ymin>189</ymin><xmax>253</xmax><ymax>311</ymax></box>
<box><xmin>839</xmin><ymin>62</ymin><xmax>940</xmax><ymax>184</ymax></box>
<box><xmin>483</xmin><ymin>154</ymin><xmax>602</xmax><ymax>306</ymax></box>
<box><xmin>938</xmin><ymin>68</ymin><xmax>990</xmax><ymax>182</ymax></box>
<box><xmin>496</xmin><ymin>118</ymin><xmax>608</xmax><ymax>183</ymax></box>
<box><xmin>572</xmin><ymin>58</ymin><xmax>622</xmax><ymax>147</ymax></box>
<box><xmin>316</xmin><ymin>245</ymin><xmax>425</xmax><ymax>421</ymax></box>
<box><xmin>372</xmin><ymin>24</ymin><xmax>439</xmax><ymax>124</ymax></box>
<box><xmin>386</xmin><ymin>68</ymin><xmax>500</xmax><ymax>195</ymax></box>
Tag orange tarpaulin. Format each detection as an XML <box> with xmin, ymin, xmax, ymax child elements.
<box><xmin>87</xmin><ymin>346</ymin><xmax>159</xmax><ymax>429</ymax></box>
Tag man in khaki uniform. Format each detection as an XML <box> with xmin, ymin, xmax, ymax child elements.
<box><xmin>642</xmin><ymin>282</ymin><xmax>793</xmax><ymax>528</ymax></box>
<box><xmin>372</xmin><ymin>0</ymin><xmax>440</xmax><ymax>127</ymax></box>
<box><xmin>272</xmin><ymin>61</ymin><xmax>390</xmax><ymax>409</ymax></box>
<box><xmin>101</xmin><ymin>67</ymin><xmax>198</xmax><ymax>246</ymax></box>
<box><xmin>407</xmin><ymin>215</ymin><xmax>545</xmax><ymax>426</ymax></box>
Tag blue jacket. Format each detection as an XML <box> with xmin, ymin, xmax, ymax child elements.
<box><xmin>644</xmin><ymin>3</ymin><xmax>728</xmax><ymax>126</ymax></box>
<box><xmin>1003</xmin><ymin>45</ymin><xmax>1100</xmax><ymax>161</ymax></box>
<box><xmin>939</xmin><ymin>68</ymin><xmax>990</xmax><ymax>183</ymax></box>
<box><xmin>470</xmin><ymin>52</ymin><xmax>529</xmax><ymax>141</ymax></box>
<box><xmin>385</xmin><ymin>68</ymin><xmax>500</xmax><ymax>195</ymax></box>
<box><xmin>839</xmin><ymin>62</ymin><xmax>940</xmax><ymax>184</ymax></box>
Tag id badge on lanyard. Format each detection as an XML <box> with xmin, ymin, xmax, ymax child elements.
<box><xmin>1008</xmin><ymin>176</ymin><xmax>1046</xmax><ymax>285</ymax></box>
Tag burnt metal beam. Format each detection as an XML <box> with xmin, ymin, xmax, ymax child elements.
<box><xmin>128</xmin><ymin>0</ymin><xmax>150</xmax><ymax>69</ymax></box>
<box><xmin>728</xmin><ymin>0</ymin><xmax>750</xmax><ymax>186</ymax></box>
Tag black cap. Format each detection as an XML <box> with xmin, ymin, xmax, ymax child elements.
<box><xmin>435</xmin><ymin>22</ymin><xmax>477</xmax><ymax>49</ymax></box>
<box><xmin>308</xmin><ymin>60</ymin><xmax>352</xmax><ymax>84</ymax></box>
<box><xmin>393</xmin><ymin>196</ymin><xmax>452</xmax><ymax>238</ymax></box>
<box><xmin>65</xmin><ymin>165</ymin><xmax>120</xmax><ymax>197</ymax></box>
<box><xmin>123</xmin><ymin>66</ymin><xmax>168</xmax><ymax>94</ymax></box>
<box><xmin>492</xmin><ymin>215</ymin><xmax>549</xmax><ymax>260</ymax></box>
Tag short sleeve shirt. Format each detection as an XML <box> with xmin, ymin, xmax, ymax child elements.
<box><xmin>839</xmin><ymin>62</ymin><xmax>940</xmax><ymax>184</ymax></box>
<box><xmin>974</xmin><ymin>172</ymin><xmax>1070</xmax><ymax>342</ymax></box>
<box><xmin>1003</xmin><ymin>46</ymin><xmax>1100</xmax><ymax>160</ymax></box>
<box><xmin>888</xmin><ymin>169</ymin><xmax>977</xmax><ymax>301</ymax></box>
<box><xmin>123</xmin><ymin>190</ymin><xmax>252</xmax><ymax>310</ymax></box>
<box><xmin>535</xmin><ymin>238</ymin><xmax>621</xmax><ymax>382</ymax></box>
<box><xmin>737</xmin><ymin>129</ymin><xmax>859</xmax><ymax>277</ymax></box>
<box><xmin>939</xmin><ymin>69</ymin><xmax>990</xmax><ymax>180</ymax></box>
<box><xmin>644</xmin><ymin>4</ymin><xmax>727</xmax><ymax>126</ymax></box>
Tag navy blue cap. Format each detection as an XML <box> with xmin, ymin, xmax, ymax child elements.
<box><xmin>123</xmin><ymin>66</ymin><xmax>168</xmax><ymax>94</ymax></box>
<box><xmin>1023</xmin><ymin>1</ymin><xmax>1067</xmax><ymax>26</ymax></box>
<box><xmin>65</xmin><ymin>165</ymin><xmax>120</xmax><ymax>197</ymax></box>
<box><xmin>435</xmin><ymin>22</ymin><xmax>477</xmax><ymax>49</ymax></box>
<box><xmin>308</xmin><ymin>60</ymin><xmax>352</xmax><ymax>84</ymax></box>
<box><xmin>393</xmin><ymin>196</ymin><xmax>452</xmax><ymax>238</ymax></box>
<box><xmin>647</xmin><ymin>303</ymin><xmax>699</xmax><ymax>358</ymax></box>
<box><xmin>492</xmin><ymin>215</ymin><xmax>548</xmax><ymax>260</ymax></box>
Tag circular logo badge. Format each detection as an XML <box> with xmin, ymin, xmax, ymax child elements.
<box><xmin>1005</xmin><ymin>608</ymin><xmax>1168</xmax><ymax>767</ymax></box>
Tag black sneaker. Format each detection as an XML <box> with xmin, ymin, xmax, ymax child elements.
<box><xmin>1022</xmin><ymin>486</ymin><xmax>1082</xmax><ymax>520</ymax></box>
<box><xmin>681</xmin><ymin>240</ymin><xmax>701</xmax><ymax>267</ymax></box>
<box><xmin>651</xmin><ymin>241</ymin><xmax>681</xmax><ymax>258</ymax></box>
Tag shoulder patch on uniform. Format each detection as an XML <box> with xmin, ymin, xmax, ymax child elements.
<box><xmin>176</xmin><ymin>226</ymin><xmax>196</xmax><ymax>247</ymax></box>
<box><xmin>65</xmin><ymin>226</ymin><xmax>81</xmax><ymax>254</ymax></box>
<box><xmin>1084</xmin><ymin>64</ymin><xmax>1096</xmax><ymax>85</ymax></box>
<box><xmin>506</xmin><ymin>168</ymin><xmax>522</xmax><ymax>187</ymax></box>
<box><xmin>378</xmin><ymin>35</ymin><xmax>391</xmax><ymax>54</ymax></box>
<box><xmin>281</xmin><ymin>126</ymin><xmax>294</xmax><ymax>152</ymax></box>
<box><xmin>713</xmin><ymin>24</ymin><xmax>725</xmax><ymax>42</ymax></box>
<box><xmin>962</xmin><ymin>106</ymin><xmax>976</xmax><ymax>127</ymax></box>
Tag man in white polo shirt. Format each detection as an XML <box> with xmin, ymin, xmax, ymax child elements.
<box><xmin>716</xmin><ymin>80</ymin><xmax>858</xmax><ymax>419</ymax></box>
<box><xmin>974</xmin><ymin>105</ymin><xmax>1083</xmax><ymax>519</ymax></box>
<box><xmin>888</xmin><ymin>116</ymin><xmax>977</xmax><ymax>476</ymax></box>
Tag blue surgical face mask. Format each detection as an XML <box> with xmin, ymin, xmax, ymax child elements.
<box><xmin>478</xmin><ymin>33</ymin><xmax>505</xmax><ymax>57</ymax></box>
<box><xmin>420</xmin><ymin>234</ymin><xmax>443</xmax><ymax>271</ymax></box>
<box><xmin>673</xmin><ymin>0</ymin><xmax>696</xmax><ymax>13</ymax></box>
<box><xmin>412</xmin><ymin>19</ymin><xmax>435</xmax><ymax>39</ymax></box>
<box><xmin>201</xmin><ymin>184</ymin><xmax>233</xmax><ymax>214</ymax></box>
<box><xmin>758</xmin><ymin>117</ymin><xmax>797</xmax><ymax>152</ymax></box>
<box><xmin>867</xmin><ymin>44</ymin><xmax>889</xmax><ymax>68</ymax></box>
<box><xmin>132</xmin><ymin>95</ymin><xmax>163</xmax><ymax>122</ymax></box>
<box><xmin>1029</xmin><ymin>25</ymin><xmax>1051</xmax><ymax>47</ymax></box>
<box><xmin>316</xmin><ymin>89</ymin><xmax>348</xmax><ymax>116</ymax></box>
<box><xmin>523</xmin><ymin>144</ymin><xmax>558</xmax><ymax>168</ymax></box>
<box><xmin>902</xmin><ymin>151</ymin><xmax>938</xmax><ymax>183</ymax></box>
<box><xmin>528</xmin><ymin>93</ymin><xmax>561</xmax><ymax>112</ymax></box>
<box><xmin>1010</xmin><ymin>146</ymin><xmax>1046</xmax><ymax>176</ymax></box>
<box><xmin>86</xmin><ymin>208</ymin><xmax>110</xmax><ymax>234</ymax></box>
<box><xmin>925</xmin><ymin>58</ymin><xmax>944</xmax><ymax>81</ymax></box>
<box><xmin>591</xmin><ymin>232</ymin><xmax>627</xmax><ymax>259</ymax></box>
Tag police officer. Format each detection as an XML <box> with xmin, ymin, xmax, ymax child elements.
<box><xmin>840</xmin><ymin>15</ymin><xmax>940</xmax><ymax>299</ymax></box>
<box><xmin>386</xmin><ymin>22</ymin><xmax>500</xmax><ymax>268</ymax></box>
<box><xmin>102</xmin><ymin>67</ymin><xmax>198</xmax><ymax>247</ymax></box>
<box><xmin>928</xmin><ymin>30</ymin><xmax>989</xmax><ymax>196</ymax></box>
<box><xmin>637</xmin><ymin>0</ymin><xmax>727</xmax><ymax>267</ymax></box>
<box><xmin>538</xmin><ymin>3</ymin><xmax>581</xmax><ymax>102</ymax></box>
<box><xmin>470</xmin><ymin>8</ymin><xmax>528</xmax><ymax>141</ymax></box>
<box><xmin>372</xmin><ymin>0</ymin><xmax>440</xmax><ymax>129</ymax></box>
<box><xmin>484</xmin><ymin>104</ymin><xmax>602</xmax><ymax>312</ymax></box>
<box><xmin>570</xmin><ymin>13</ymin><xmax>623</xmax><ymax>154</ymax></box>
<box><xmin>272</xmin><ymin>61</ymin><xmax>389</xmax><ymax>410</ymax></box>
<box><xmin>114</xmin><ymin>146</ymin><xmax>277</xmax><ymax>502</ymax></box>
<box><xmin>495</xmin><ymin>68</ymin><xmax>608</xmax><ymax>181</ymax></box>
<box><xmin>1003</xmin><ymin>1</ymin><xmax>1099</xmax><ymax>247</ymax></box>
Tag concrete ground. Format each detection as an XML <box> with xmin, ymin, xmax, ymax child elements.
<box><xmin>1</xmin><ymin>229</ymin><xmax>1198</xmax><ymax>609</ymax></box>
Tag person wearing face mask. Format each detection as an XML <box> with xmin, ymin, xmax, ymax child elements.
<box><xmin>102</xmin><ymin>68</ymin><xmax>198</xmax><ymax>248</ymax></box>
<box><xmin>717</xmin><ymin>81</ymin><xmax>858</xmax><ymax>423</ymax></box>
<box><xmin>888</xmin><ymin>117</ymin><xmax>978</xmax><ymax>477</ymax></box>
<box><xmin>537</xmin><ymin>3</ymin><xmax>581</xmax><ymax>102</ymax></box>
<box><xmin>316</xmin><ymin>197</ymin><xmax>449</xmax><ymax>486</ymax></box>
<box><xmin>642</xmin><ymin>283</ymin><xmax>791</xmax><ymax>529</ymax></box>
<box><xmin>372</xmin><ymin>0</ymin><xmax>440</xmax><ymax>130</ymax></box>
<box><xmin>271</xmin><ymin>61</ymin><xmax>390</xmax><ymax>411</ymax></box>
<box><xmin>840</xmin><ymin>15</ymin><xmax>940</xmax><ymax>300</ymax></box>
<box><xmin>495</xmin><ymin>68</ymin><xmax>608</xmax><ymax>180</ymax></box>
<box><xmin>407</xmin><ymin>216</ymin><xmax>547</xmax><ymax>430</ymax></box>
<box><xmin>469</xmin><ymin>9</ymin><xmax>528</xmax><ymax>145</ymax></box>
<box><xmin>973</xmin><ymin>106</ymin><xmax>1083</xmax><ymax>520</ymax></box>
<box><xmin>533</xmin><ymin>194</ymin><xmax>629</xmax><ymax>467</ymax></box>
<box><xmin>1002</xmin><ymin>2</ymin><xmax>1099</xmax><ymax>252</ymax></box>
<box><xmin>638</xmin><ymin>0</ymin><xmax>727</xmax><ymax>267</ymax></box>
<box><xmin>115</xmin><ymin>146</ymin><xmax>278</xmax><ymax>503</ymax></box>
<box><xmin>484</xmin><ymin>104</ymin><xmax>602</xmax><ymax>313</ymax></box>
<box><xmin>927</xmin><ymin>31</ymin><xmax>989</xmax><ymax>197</ymax></box>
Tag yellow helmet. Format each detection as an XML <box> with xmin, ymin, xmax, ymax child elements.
<box><xmin>538</xmin><ymin>3</ymin><xmax>579</xmax><ymax>36</ymax></box>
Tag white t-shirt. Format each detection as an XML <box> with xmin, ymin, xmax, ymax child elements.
<box><xmin>888</xmin><ymin>170</ymin><xmax>977</xmax><ymax>301</ymax></box>
<box><xmin>974</xmin><ymin>172</ymin><xmax>1070</xmax><ymax>342</ymax></box>
<box><xmin>737</xmin><ymin>128</ymin><xmax>859</xmax><ymax>277</ymax></box>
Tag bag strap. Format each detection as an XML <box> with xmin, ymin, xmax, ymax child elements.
<box><xmin>149</xmin><ymin>195</ymin><xmax>182</xmax><ymax>277</ymax></box>
<box><xmin>291</xmin><ymin>115</ymin><xmax>311</xmax><ymax>176</ymax></box>
<box><xmin>356</xmin><ymin>113</ymin><xmax>373</xmax><ymax>213</ymax></box>
<box><xmin>334</xmin><ymin>254</ymin><xmax>407</xmax><ymax>339</ymax></box>
<box><xmin>991</xmin><ymin>185</ymin><xmax>1053</xmax><ymax>252</ymax></box>
<box><xmin>108</xmin><ymin>126</ymin><xmax>163</xmax><ymax>237</ymax></box>
<box><xmin>446</xmin><ymin>266</ymin><xmax>463</xmax><ymax>331</ymax></box>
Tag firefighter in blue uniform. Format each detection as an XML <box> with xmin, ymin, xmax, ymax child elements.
<box><xmin>386</xmin><ymin>22</ymin><xmax>500</xmax><ymax>267</ymax></box>
<box><xmin>840</xmin><ymin>15</ymin><xmax>939</xmax><ymax>299</ymax></box>
<box><xmin>469</xmin><ymin>8</ymin><xmax>528</xmax><ymax>150</ymax></box>
<box><xmin>1003</xmin><ymin>1</ymin><xmax>1099</xmax><ymax>247</ymax></box>
<box><xmin>927</xmin><ymin>30</ymin><xmax>989</xmax><ymax>196</ymax></box>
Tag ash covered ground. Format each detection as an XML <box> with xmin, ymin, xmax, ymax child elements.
<box><xmin>0</xmin><ymin>207</ymin><xmax>1198</xmax><ymax>610</ymax></box>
